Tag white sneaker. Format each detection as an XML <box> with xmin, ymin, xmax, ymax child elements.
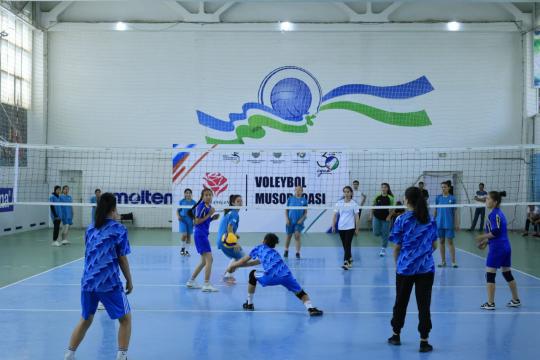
<box><xmin>186</xmin><ymin>280</ymin><xmax>201</xmax><ymax>289</ymax></box>
<box><xmin>61</xmin><ymin>239</ymin><xmax>71</xmax><ymax>245</ymax></box>
<box><xmin>52</xmin><ymin>241</ymin><xmax>61</xmax><ymax>247</ymax></box>
<box><xmin>97</xmin><ymin>302</ymin><xmax>105</xmax><ymax>310</ymax></box>
<box><xmin>201</xmin><ymin>283</ymin><xmax>219</xmax><ymax>292</ymax></box>
<box><xmin>379</xmin><ymin>248</ymin><xmax>386</xmax><ymax>257</ymax></box>
<box><xmin>64</xmin><ymin>351</ymin><xmax>75</xmax><ymax>360</ymax></box>
<box><xmin>116</xmin><ymin>351</ymin><xmax>128</xmax><ymax>360</ymax></box>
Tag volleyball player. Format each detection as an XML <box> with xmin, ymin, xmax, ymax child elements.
<box><xmin>64</xmin><ymin>193</ymin><xmax>133</xmax><ymax>360</ymax></box>
<box><xmin>476</xmin><ymin>191</ymin><xmax>521</xmax><ymax>310</ymax></box>
<box><xmin>284</xmin><ymin>186</ymin><xmax>308</xmax><ymax>259</ymax></box>
<box><xmin>227</xmin><ymin>233</ymin><xmax>323</xmax><ymax>316</ymax></box>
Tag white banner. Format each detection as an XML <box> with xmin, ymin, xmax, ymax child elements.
<box><xmin>172</xmin><ymin>146</ymin><xmax>349</xmax><ymax>233</ymax></box>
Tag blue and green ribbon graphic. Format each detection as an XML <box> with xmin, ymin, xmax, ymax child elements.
<box><xmin>197</xmin><ymin>76</ymin><xmax>434</xmax><ymax>144</ymax></box>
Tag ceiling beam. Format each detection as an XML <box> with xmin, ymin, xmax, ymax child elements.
<box><xmin>40</xmin><ymin>1</ymin><xmax>74</xmax><ymax>29</ymax></box>
<box><xmin>164</xmin><ymin>1</ymin><xmax>235</xmax><ymax>23</ymax></box>
<box><xmin>336</xmin><ymin>2</ymin><xmax>402</xmax><ymax>23</ymax></box>
<box><xmin>499</xmin><ymin>2</ymin><xmax>531</xmax><ymax>26</ymax></box>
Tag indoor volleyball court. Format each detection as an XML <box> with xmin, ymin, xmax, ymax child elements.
<box><xmin>1</xmin><ymin>1</ymin><xmax>539</xmax><ymax>359</ymax></box>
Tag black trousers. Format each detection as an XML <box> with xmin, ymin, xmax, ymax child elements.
<box><xmin>470</xmin><ymin>208</ymin><xmax>486</xmax><ymax>231</ymax></box>
<box><xmin>53</xmin><ymin>219</ymin><xmax>61</xmax><ymax>241</ymax></box>
<box><xmin>525</xmin><ymin>218</ymin><xmax>539</xmax><ymax>233</ymax></box>
<box><xmin>391</xmin><ymin>272</ymin><xmax>434</xmax><ymax>339</ymax></box>
<box><xmin>338</xmin><ymin>229</ymin><xmax>354</xmax><ymax>261</ymax></box>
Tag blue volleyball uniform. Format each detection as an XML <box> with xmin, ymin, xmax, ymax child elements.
<box><xmin>390</xmin><ymin>211</ymin><xmax>437</xmax><ymax>275</ymax></box>
<box><xmin>49</xmin><ymin>193</ymin><xmax>61</xmax><ymax>221</ymax></box>
<box><xmin>217</xmin><ymin>210</ymin><xmax>244</xmax><ymax>260</ymax></box>
<box><xmin>485</xmin><ymin>208</ymin><xmax>511</xmax><ymax>268</ymax></box>
<box><xmin>59</xmin><ymin>194</ymin><xmax>73</xmax><ymax>225</ymax></box>
<box><xmin>193</xmin><ymin>202</ymin><xmax>212</xmax><ymax>254</ymax></box>
<box><xmin>286</xmin><ymin>196</ymin><xmax>307</xmax><ymax>234</ymax></box>
<box><xmin>178</xmin><ymin>198</ymin><xmax>196</xmax><ymax>234</ymax></box>
<box><xmin>249</xmin><ymin>244</ymin><xmax>302</xmax><ymax>293</ymax></box>
<box><xmin>80</xmin><ymin>219</ymin><xmax>131</xmax><ymax>320</ymax></box>
<box><xmin>435</xmin><ymin>194</ymin><xmax>456</xmax><ymax>239</ymax></box>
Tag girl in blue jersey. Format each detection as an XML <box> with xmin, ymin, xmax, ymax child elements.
<box><xmin>50</xmin><ymin>185</ymin><xmax>62</xmax><ymax>247</ymax></box>
<box><xmin>227</xmin><ymin>233</ymin><xmax>323</xmax><ymax>316</ymax></box>
<box><xmin>284</xmin><ymin>186</ymin><xmax>308</xmax><ymax>259</ymax></box>
<box><xmin>434</xmin><ymin>181</ymin><xmax>460</xmax><ymax>268</ymax></box>
<box><xmin>388</xmin><ymin>187</ymin><xmax>437</xmax><ymax>353</ymax></box>
<box><xmin>476</xmin><ymin>191</ymin><xmax>521</xmax><ymax>310</ymax></box>
<box><xmin>217</xmin><ymin>194</ymin><xmax>244</xmax><ymax>283</ymax></box>
<box><xmin>186</xmin><ymin>188</ymin><xmax>220</xmax><ymax>292</ymax></box>
<box><xmin>60</xmin><ymin>185</ymin><xmax>73</xmax><ymax>245</ymax></box>
<box><xmin>177</xmin><ymin>188</ymin><xmax>196</xmax><ymax>256</ymax></box>
<box><xmin>64</xmin><ymin>193</ymin><xmax>133</xmax><ymax>360</ymax></box>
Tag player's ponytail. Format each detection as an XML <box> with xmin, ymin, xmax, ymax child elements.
<box><xmin>188</xmin><ymin>188</ymin><xmax>213</xmax><ymax>219</ymax></box>
<box><xmin>94</xmin><ymin>192</ymin><xmax>116</xmax><ymax>228</ymax></box>
<box><xmin>488</xmin><ymin>191</ymin><xmax>506</xmax><ymax>207</ymax></box>
<box><xmin>405</xmin><ymin>186</ymin><xmax>430</xmax><ymax>224</ymax></box>
<box><xmin>224</xmin><ymin>194</ymin><xmax>241</xmax><ymax>215</ymax></box>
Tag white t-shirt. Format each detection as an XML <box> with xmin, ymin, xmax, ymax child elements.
<box><xmin>334</xmin><ymin>199</ymin><xmax>360</xmax><ymax>230</ymax></box>
<box><xmin>352</xmin><ymin>189</ymin><xmax>366</xmax><ymax>206</ymax></box>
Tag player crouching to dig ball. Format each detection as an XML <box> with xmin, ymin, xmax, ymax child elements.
<box><xmin>227</xmin><ymin>233</ymin><xmax>323</xmax><ymax>316</ymax></box>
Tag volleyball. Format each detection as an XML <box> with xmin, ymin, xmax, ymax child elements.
<box><xmin>270</xmin><ymin>78</ymin><xmax>312</xmax><ymax>120</ymax></box>
<box><xmin>222</xmin><ymin>232</ymin><xmax>238</xmax><ymax>247</ymax></box>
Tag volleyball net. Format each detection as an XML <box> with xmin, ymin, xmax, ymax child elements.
<box><xmin>0</xmin><ymin>142</ymin><xmax>538</xmax><ymax>231</ymax></box>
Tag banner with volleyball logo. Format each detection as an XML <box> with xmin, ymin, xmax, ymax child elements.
<box><xmin>197</xmin><ymin>66</ymin><xmax>434</xmax><ymax>144</ymax></box>
<box><xmin>172</xmin><ymin>145</ymin><xmax>349</xmax><ymax>233</ymax></box>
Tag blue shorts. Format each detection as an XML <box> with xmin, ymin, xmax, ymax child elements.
<box><xmin>81</xmin><ymin>290</ymin><xmax>130</xmax><ymax>320</ymax></box>
<box><xmin>437</xmin><ymin>228</ymin><xmax>455</xmax><ymax>239</ymax></box>
<box><xmin>194</xmin><ymin>233</ymin><xmax>211</xmax><ymax>254</ymax></box>
<box><xmin>221</xmin><ymin>245</ymin><xmax>245</xmax><ymax>260</ymax></box>
<box><xmin>286</xmin><ymin>222</ymin><xmax>304</xmax><ymax>235</ymax></box>
<box><xmin>179</xmin><ymin>219</ymin><xmax>193</xmax><ymax>235</ymax></box>
<box><xmin>255</xmin><ymin>272</ymin><xmax>302</xmax><ymax>293</ymax></box>
<box><xmin>486</xmin><ymin>246</ymin><xmax>511</xmax><ymax>269</ymax></box>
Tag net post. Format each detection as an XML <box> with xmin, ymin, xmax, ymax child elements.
<box><xmin>13</xmin><ymin>144</ymin><xmax>19</xmax><ymax>203</ymax></box>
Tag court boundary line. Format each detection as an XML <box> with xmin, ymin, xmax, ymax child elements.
<box><xmin>13</xmin><ymin>283</ymin><xmax>540</xmax><ymax>289</ymax></box>
<box><xmin>0</xmin><ymin>308</ymin><xmax>538</xmax><ymax>315</ymax></box>
<box><xmin>456</xmin><ymin>248</ymin><xmax>540</xmax><ymax>281</ymax></box>
<box><xmin>0</xmin><ymin>257</ymin><xmax>83</xmax><ymax>291</ymax></box>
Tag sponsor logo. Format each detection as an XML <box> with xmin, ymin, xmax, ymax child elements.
<box><xmin>203</xmin><ymin>172</ymin><xmax>228</xmax><ymax>196</ymax></box>
<box><xmin>252</xmin><ymin>152</ymin><xmax>261</xmax><ymax>159</ymax></box>
<box><xmin>115</xmin><ymin>190</ymin><xmax>173</xmax><ymax>205</ymax></box>
<box><xmin>0</xmin><ymin>188</ymin><xmax>14</xmax><ymax>212</ymax></box>
<box><xmin>222</xmin><ymin>152</ymin><xmax>240</xmax><ymax>164</ymax></box>
<box><xmin>317</xmin><ymin>152</ymin><xmax>340</xmax><ymax>176</ymax></box>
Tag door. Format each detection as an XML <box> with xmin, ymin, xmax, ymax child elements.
<box><xmin>59</xmin><ymin>170</ymin><xmax>83</xmax><ymax>228</ymax></box>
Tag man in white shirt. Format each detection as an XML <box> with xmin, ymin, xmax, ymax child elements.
<box><xmin>352</xmin><ymin>180</ymin><xmax>367</xmax><ymax>218</ymax></box>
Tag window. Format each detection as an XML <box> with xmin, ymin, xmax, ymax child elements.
<box><xmin>0</xmin><ymin>11</ymin><xmax>32</xmax><ymax>109</ymax></box>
